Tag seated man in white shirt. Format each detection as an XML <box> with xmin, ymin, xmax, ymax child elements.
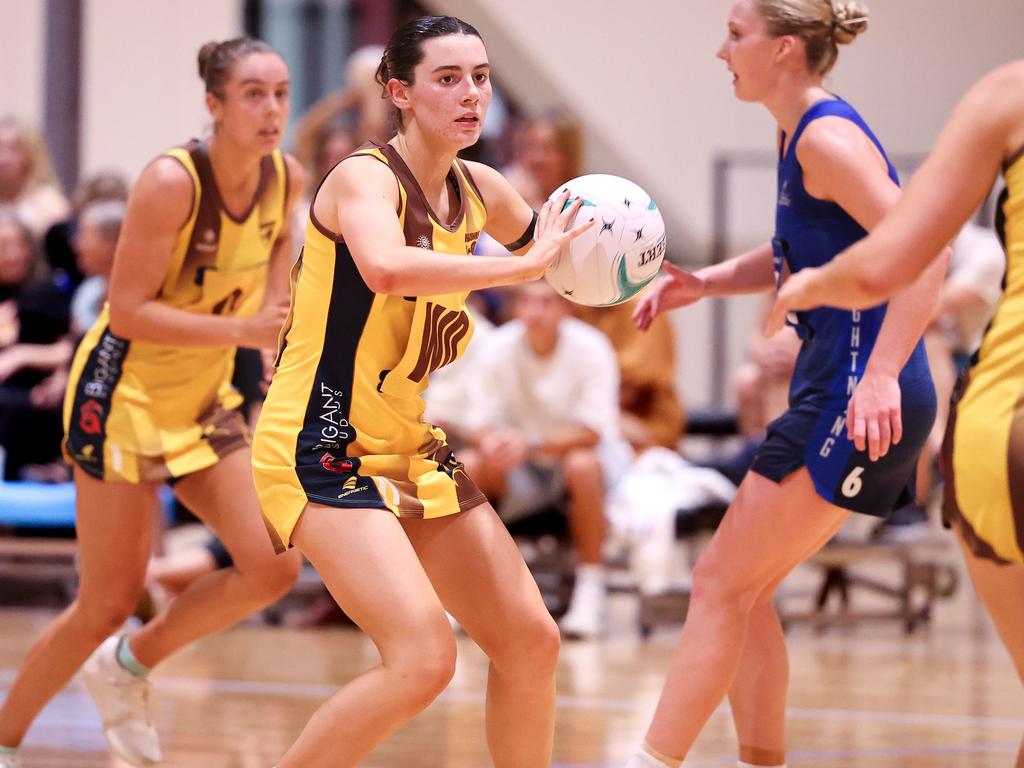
<box><xmin>461</xmin><ymin>280</ymin><xmax>632</xmax><ymax>639</ymax></box>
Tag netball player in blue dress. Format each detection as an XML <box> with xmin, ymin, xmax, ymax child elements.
<box><xmin>625</xmin><ymin>2</ymin><xmax>947</xmax><ymax>767</ymax></box>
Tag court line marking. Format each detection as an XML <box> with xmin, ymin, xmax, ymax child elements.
<box><xmin>5</xmin><ymin>670</ymin><xmax>1020</xmax><ymax>731</ymax></box>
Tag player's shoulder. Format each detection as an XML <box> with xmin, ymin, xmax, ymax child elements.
<box><xmin>321</xmin><ymin>151</ymin><xmax>397</xmax><ymax>198</ymax></box>
<box><xmin>146</xmin><ymin>153</ymin><xmax>196</xmax><ymax>189</ymax></box>
<box><xmin>281</xmin><ymin>152</ymin><xmax>307</xmax><ymax>196</ymax></box>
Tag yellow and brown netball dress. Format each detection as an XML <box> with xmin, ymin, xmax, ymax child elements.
<box><xmin>253</xmin><ymin>141</ymin><xmax>487</xmax><ymax>552</ymax></box>
<box><xmin>63</xmin><ymin>140</ymin><xmax>287</xmax><ymax>483</ymax></box>
<box><xmin>943</xmin><ymin>145</ymin><xmax>1024</xmax><ymax>564</ymax></box>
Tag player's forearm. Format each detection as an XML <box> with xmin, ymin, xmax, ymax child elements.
<box><xmin>365</xmin><ymin>246</ymin><xmax>547</xmax><ymax>295</ymax></box>
<box><xmin>109</xmin><ymin>301</ymin><xmax>245</xmax><ymax>347</ymax></box>
<box><xmin>866</xmin><ymin>249</ymin><xmax>950</xmax><ymax>377</ymax></box>
<box><xmin>534</xmin><ymin>425</ymin><xmax>600</xmax><ymax>458</ymax></box>
<box><xmin>696</xmin><ymin>242</ymin><xmax>775</xmax><ymax>297</ymax></box>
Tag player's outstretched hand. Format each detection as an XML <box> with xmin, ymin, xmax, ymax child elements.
<box><xmin>764</xmin><ymin>266</ymin><xmax>821</xmax><ymax>337</ymax></box>
<box><xmin>632</xmin><ymin>262</ymin><xmax>705</xmax><ymax>331</ymax></box>
<box><xmin>847</xmin><ymin>371</ymin><xmax>903</xmax><ymax>461</ymax></box>
<box><xmin>523</xmin><ymin>189</ymin><xmax>595</xmax><ymax>280</ymax></box>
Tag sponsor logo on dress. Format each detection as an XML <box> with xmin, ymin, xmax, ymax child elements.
<box><xmin>319</xmin><ymin>453</ymin><xmax>354</xmax><ymax>473</ymax></box>
<box><xmin>79</xmin><ymin>400</ymin><xmax>103</xmax><ymax>435</ymax></box>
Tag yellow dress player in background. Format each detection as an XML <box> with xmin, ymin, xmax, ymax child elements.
<box><xmin>253</xmin><ymin>15</ymin><xmax>593</xmax><ymax>768</ymax></box>
<box><xmin>770</xmin><ymin>58</ymin><xmax>1024</xmax><ymax>767</ymax></box>
<box><xmin>0</xmin><ymin>37</ymin><xmax>304</xmax><ymax>768</ymax></box>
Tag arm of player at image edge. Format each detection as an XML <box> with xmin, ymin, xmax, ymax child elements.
<box><xmin>328</xmin><ymin>156</ymin><xmax>594</xmax><ymax>296</ymax></box>
<box><xmin>633</xmin><ymin>241</ymin><xmax>776</xmax><ymax>331</ymax></box>
<box><xmin>765</xmin><ymin>64</ymin><xmax>1021</xmax><ymax>331</ymax></box>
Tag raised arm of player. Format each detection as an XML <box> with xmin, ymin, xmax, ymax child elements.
<box><xmin>324</xmin><ymin>155</ymin><xmax>593</xmax><ymax>296</ymax></box>
<box><xmin>768</xmin><ymin>62</ymin><xmax>1024</xmax><ymax>318</ymax></box>
<box><xmin>107</xmin><ymin>157</ymin><xmax>290</xmax><ymax>349</ymax></box>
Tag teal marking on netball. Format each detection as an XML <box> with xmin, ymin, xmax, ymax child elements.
<box><xmin>560</xmin><ymin>196</ymin><xmax>598</xmax><ymax>211</ymax></box>
<box><xmin>647</xmin><ymin>199</ymin><xmax>658</xmax><ymax>210</ymax></box>
<box><xmin>611</xmin><ymin>256</ymin><xmax>658</xmax><ymax>305</ymax></box>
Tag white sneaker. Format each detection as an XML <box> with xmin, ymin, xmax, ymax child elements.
<box><xmin>81</xmin><ymin>636</ymin><xmax>161</xmax><ymax>766</ymax></box>
<box><xmin>559</xmin><ymin>577</ymin><xmax>606</xmax><ymax>640</ymax></box>
<box><xmin>0</xmin><ymin>751</ymin><xmax>22</xmax><ymax>768</ymax></box>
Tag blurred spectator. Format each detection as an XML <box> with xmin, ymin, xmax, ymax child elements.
<box><xmin>292</xmin><ymin>45</ymin><xmax>389</xmax><ymax>174</ymax></box>
<box><xmin>910</xmin><ymin>222</ymin><xmax>1004</xmax><ymax>518</ymax></box>
<box><xmin>43</xmin><ymin>171</ymin><xmax>129</xmax><ymax>293</ymax></box>
<box><xmin>733</xmin><ymin>299</ymin><xmax>801</xmax><ymax>437</ymax></box>
<box><xmin>0</xmin><ymin>117</ymin><xmax>71</xmax><ymax>240</ymax></box>
<box><xmin>69</xmin><ymin>199</ymin><xmax>125</xmax><ymax>335</ymax></box>
<box><xmin>574</xmin><ymin>302</ymin><xmax>685</xmax><ymax>451</ymax></box>
<box><xmin>422</xmin><ymin>304</ymin><xmax>495</xmax><ymax>449</ymax></box>
<box><xmin>290</xmin><ymin>46</ymin><xmax>388</xmax><ymax>247</ymax></box>
<box><xmin>0</xmin><ymin>208</ymin><xmax>72</xmax><ymax>480</ymax></box>
<box><xmin>501</xmin><ymin>110</ymin><xmax>583</xmax><ymax>209</ymax></box>
<box><xmin>461</xmin><ymin>281</ymin><xmax>632</xmax><ymax>639</ymax></box>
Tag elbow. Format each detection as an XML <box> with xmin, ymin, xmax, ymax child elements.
<box><xmin>361</xmin><ymin>262</ymin><xmax>397</xmax><ymax>295</ymax></box>
<box><xmin>107</xmin><ymin>302</ymin><xmax>136</xmax><ymax>340</ymax></box>
<box><xmin>854</xmin><ymin>266</ymin><xmax>892</xmax><ymax>308</ymax></box>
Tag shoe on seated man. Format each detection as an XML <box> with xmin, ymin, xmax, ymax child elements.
<box><xmin>559</xmin><ymin>564</ymin><xmax>607</xmax><ymax>639</ymax></box>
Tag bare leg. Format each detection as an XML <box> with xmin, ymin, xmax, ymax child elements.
<box><xmin>403</xmin><ymin>503</ymin><xmax>560</xmax><ymax>768</ymax></box>
<box><xmin>955</xmin><ymin>530</ymin><xmax>1024</xmax><ymax>768</ymax></box>
<box><xmin>277</xmin><ymin>504</ymin><xmax>457</xmax><ymax>768</ymax></box>
<box><xmin>0</xmin><ymin>468</ymin><xmax>155</xmax><ymax>746</ymax></box>
<box><xmin>128</xmin><ymin>448</ymin><xmax>301</xmax><ymax>667</ymax></box>
<box><xmin>728</xmin><ymin>515</ymin><xmax>847</xmax><ymax>764</ymax></box>
<box><xmin>563</xmin><ymin>447</ymin><xmax>606</xmax><ymax>564</ymax></box>
<box><xmin>643</xmin><ymin>469</ymin><xmax>849</xmax><ymax>760</ymax></box>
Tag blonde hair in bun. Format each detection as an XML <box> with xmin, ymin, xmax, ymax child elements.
<box><xmin>758</xmin><ymin>0</ymin><xmax>870</xmax><ymax>74</ymax></box>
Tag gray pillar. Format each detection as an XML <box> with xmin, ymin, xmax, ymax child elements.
<box><xmin>43</xmin><ymin>0</ymin><xmax>82</xmax><ymax>196</ymax></box>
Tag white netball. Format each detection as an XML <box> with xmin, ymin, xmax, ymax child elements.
<box><xmin>544</xmin><ymin>174</ymin><xmax>666</xmax><ymax>307</ymax></box>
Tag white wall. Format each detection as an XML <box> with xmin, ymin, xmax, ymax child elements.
<box><xmin>427</xmin><ymin>0</ymin><xmax>1024</xmax><ymax>407</ymax></box>
<box><xmin>81</xmin><ymin>0</ymin><xmax>242</xmax><ymax>179</ymax></box>
<box><xmin>0</xmin><ymin>0</ymin><xmax>46</xmax><ymax>126</ymax></box>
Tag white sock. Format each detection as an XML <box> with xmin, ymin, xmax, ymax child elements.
<box><xmin>625</xmin><ymin>744</ymin><xmax>682</xmax><ymax>767</ymax></box>
<box><xmin>575</xmin><ymin>562</ymin><xmax>606</xmax><ymax>588</ymax></box>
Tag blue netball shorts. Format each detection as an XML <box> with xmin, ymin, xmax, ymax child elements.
<box><xmin>750</xmin><ymin>401</ymin><xmax>936</xmax><ymax>517</ymax></box>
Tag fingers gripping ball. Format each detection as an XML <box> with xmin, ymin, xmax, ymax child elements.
<box><xmin>544</xmin><ymin>174</ymin><xmax>666</xmax><ymax>306</ymax></box>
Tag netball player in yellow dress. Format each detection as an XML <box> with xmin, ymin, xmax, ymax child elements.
<box><xmin>770</xmin><ymin>59</ymin><xmax>1024</xmax><ymax>766</ymax></box>
<box><xmin>0</xmin><ymin>38</ymin><xmax>304</xmax><ymax>768</ymax></box>
<box><xmin>253</xmin><ymin>16</ymin><xmax>592</xmax><ymax>768</ymax></box>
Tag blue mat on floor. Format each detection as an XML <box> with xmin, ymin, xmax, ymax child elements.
<box><xmin>0</xmin><ymin>481</ymin><xmax>77</xmax><ymax>527</ymax></box>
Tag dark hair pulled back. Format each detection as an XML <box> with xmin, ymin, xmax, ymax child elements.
<box><xmin>375</xmin><ymin>16</ymin><xmax>483</xmax><ymax>130</ymax></box>
<box><xmin>197</xmin><ymin>37</ymin><xmax>277</xmax><ymax>98</ymax></box>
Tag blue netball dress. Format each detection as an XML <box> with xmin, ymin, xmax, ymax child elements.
<box><xmin>750</xmin><ymin>98</ymin><xmax>936</xmax><ymax>516</ymax></box>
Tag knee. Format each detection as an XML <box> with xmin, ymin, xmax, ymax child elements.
<box><xmin>690</xmin><ymin>555</ymin><xmax>762</xmax><ymax>616</ymax></box>
<box><xmin>241</xmin><ymin>549</ymin><xmax>302</xmax><ymax>600</ymax></box>
<box><xmin>73</xmin><ymin>593</ymin><xmax>138</xmax><ymax>642</ymax></box>
<box><xmin>563</xmin><ymin>448</ymin><xmax>603</xmax><ymax>486</ymax></box>
<box><xmin>384</xmin><ymin>621</ymin><xmax>458</xmax><ymax>713</ymax></box>
<box><xmin>488</xmin><ymin>609</ymin><xmax>561</xmax><ymax>677</ymax></box>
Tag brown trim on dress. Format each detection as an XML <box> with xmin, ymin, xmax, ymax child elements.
<box><xmin>941</xmin><ymin>372</ymin><xmax>1014</xmax><ymax>565</ymax></box>
<box><xmin>189</xmin><ymin>139</ymin><xmax>272</xmax><ymax>224</ymax></box>
<box><xmin>455</xmin><ymin>158</ymin><xmax>486</xmax><ymax>213</ymax></box>
<box><xmin>376</xmin><ymin>141</ymin><xmax>466</xmax><ymax>233</ymax></box>
<box><xmin>307</xmin><ymin>145</ymin><xmax>403</xmax><ymax>243</ymax></box>
<box><xmin>162</xmin><ymin>151</ymin><xmax>198</xmax><ymax>232</ymax></box>
<box><xmin>1007</xmin><ymin>383</ymin><xmax>1024</xmax><ymax>556</ymax></box>
<box><xmin>1004</xmin><ymin>141</ymin><xmax>1024</xmax><ymax>172</ymax></box>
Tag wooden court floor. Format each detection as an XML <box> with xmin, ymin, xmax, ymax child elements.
<box><xmin>1</xmin><ymin>565</ymin><xmax>1022</xmax><ymax>768</ymax></box>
